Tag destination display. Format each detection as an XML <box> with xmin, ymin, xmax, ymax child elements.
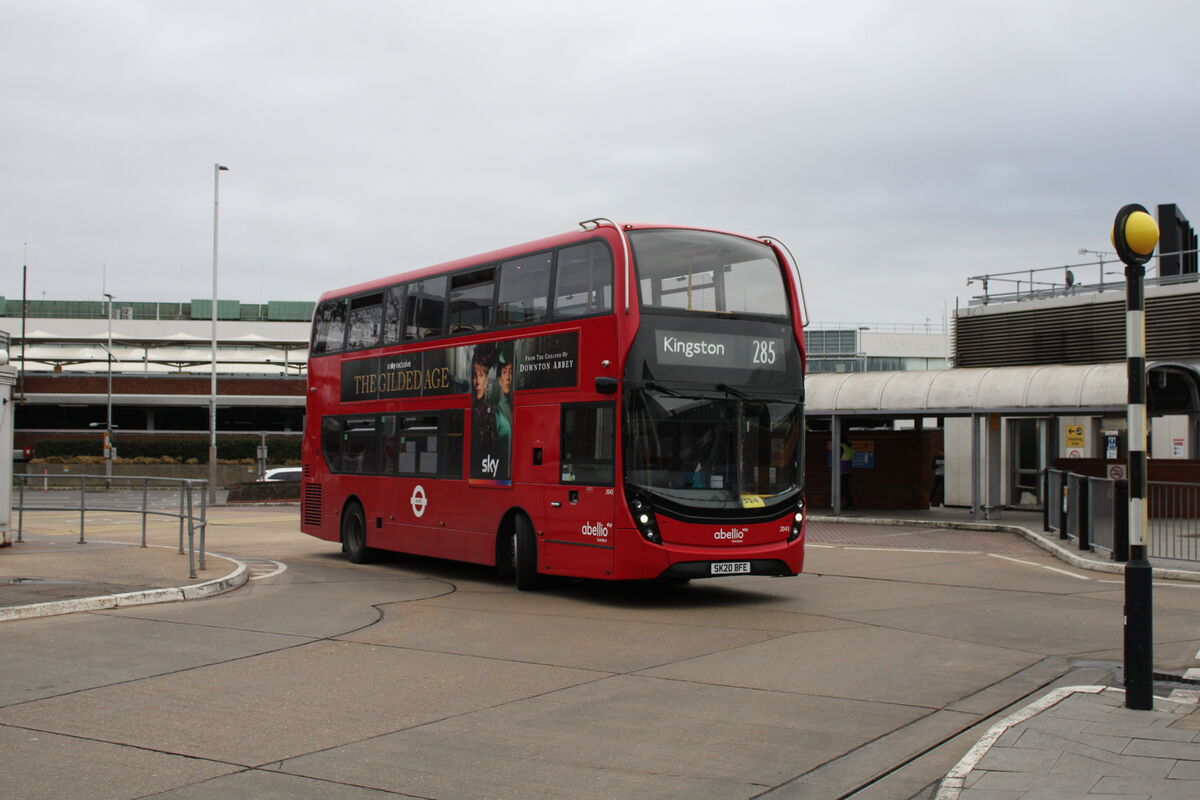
<box><xmin>655</xmin><ymin>330</ymin><xmax>786</xmax><ymax>372</ymax></box>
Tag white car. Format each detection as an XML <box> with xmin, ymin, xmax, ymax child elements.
<box><xmin>262</xmin><ymin>467</ymin><xmax>302</xmax><ymax>482</ymax></box>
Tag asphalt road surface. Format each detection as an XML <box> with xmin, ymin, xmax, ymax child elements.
<box><xmin>2</xmin><ymin>509</ymin><xmax>1198</xmax><ymax>800</ymax></box>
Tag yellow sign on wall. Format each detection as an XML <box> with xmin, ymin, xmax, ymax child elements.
<box><xmin>1065</xmin><ymin>425</ymin><xmax>1085</xmax><ymax>448</ymax></box>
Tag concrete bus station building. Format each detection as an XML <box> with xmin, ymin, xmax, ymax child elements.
<box><xmin>805</xmin><ymin>203</ymin><xmax>1200</xmax><ymax>517</ymax></box>
<box><xmin>0</xmin><ymin>298</ymin><xmax>310</xmax><ymax>472</ymax></box>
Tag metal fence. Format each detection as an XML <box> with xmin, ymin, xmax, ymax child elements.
<box><xmin>1046</xmin><ymin>469</ymin><xmax>1066</xmax><ymax>533</ymax></box>
<box><xmin>1045</xmin><ymin>468</ymin><xmax>1199</xmax><ymax>563</ymax></box>
<box><xmin>13</xmin><ymin>474</ymin><xmax>209</xmax><ymax>578</ymax></box>
<box><xmin>1148</xmin><ymin>481</ymin><xmax>1200</xmax><ymax>562</ymax></box>
<box><xmin>1088</xmin><ymin>477</ymin><xmax>1115</xmax><ymax>554</ymax></box>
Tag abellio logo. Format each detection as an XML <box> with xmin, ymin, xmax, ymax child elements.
<box><xmin>713</xmin><ymin>527</ymin><xmax>747</xmax><ymax>541</ymax></box>
<box><xmin>581</xmin><ymin>521</ymin><xmax>611</xmax><ymax>538</ymax></box>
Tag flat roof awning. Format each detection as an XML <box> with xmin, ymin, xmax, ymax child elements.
<box><xmin>805</xmin><ymin>362</ymin><xmax>1200</xmax><ymax>417</ymax></box>
<box><xmin>19</xmin><ymin>393</ymin><xmax>306</xmax><ymax>408</ymax></box>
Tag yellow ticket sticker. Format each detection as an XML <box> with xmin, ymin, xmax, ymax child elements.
<box><xmin>740</xmin><ymin>494</ymin><xmax>765</xmax><ymax>509</ymax></box>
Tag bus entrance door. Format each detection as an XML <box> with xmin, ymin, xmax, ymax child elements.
<box><xmin>544</xmin><ymin>483</ymin><xmax>615</xmax><ymax>578</ymax></box>
<box><xmin>520</xmin><ymin>403</ymin><xmax>615</xmax><ymax>579</ymax></box>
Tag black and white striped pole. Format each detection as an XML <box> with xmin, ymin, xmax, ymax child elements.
<box><xmin>1112</xmin><ymin>203</ymin><xmax>1159</xmax><ymax>711</ymax></box>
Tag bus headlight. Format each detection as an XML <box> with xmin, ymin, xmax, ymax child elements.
<box><xmin>788</xmin><ymin>499</ymin><xmax>806</xmax><ymax>542</ymax></box>
<box><xmin>631</xmin><ymin>497</ymin><xmax>661</xmax><ymax>545</ymax></box>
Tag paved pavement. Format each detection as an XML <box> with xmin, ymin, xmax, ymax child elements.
<box><xmin>2</xmin><ymin>503</ymin><xmax>1197</xmax><ymax>799</ymax></box>
<box><xmin>0</xmin><ymin>512</ymin><xmax>247</xmax><ymax>621</ymax></box>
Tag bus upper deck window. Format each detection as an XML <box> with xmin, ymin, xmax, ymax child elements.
<box><xmin>311</xmin><ymin>298</ymin><xmax>347</xmax><ymax>355</ymax></box>
<box><xmin>554</xmin><ymin>242</ymin><xmax>613</xmax><ymax>318</ymax></box>
<box><xmin>405</xmin><ymin>276</ymin><xmax>448</xmax><ymax>340</ymax></box>
<box><xmin>629</xmin><ymin>230</ymin><xmax>788</xmax><ymax>317</ymax></box>
<box><xmin>346</xmin><ymin>292</ymin><xmax>383</xmax><ymax>350</ymax></box>
<box><xmin>448</xmin><ymin>267</ymin><xmax>496</xmax><ymax>334</ymax></box>
<box><xmin>382</xmin><ymin>285</ymin><xmax>406</xmax><ymax>344</ymax></box>
<box><xmin>497</xmin><ymin>252</ymin><xmax>551</xmax><ymax>326</ymax></box>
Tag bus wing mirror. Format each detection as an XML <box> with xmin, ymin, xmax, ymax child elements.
<box><xmin>594</xmin><ymin>376</ymin><xmax>618</xmax><ymax>394</ymax></box>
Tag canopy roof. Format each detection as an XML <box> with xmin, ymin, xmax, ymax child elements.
<box><xmin>805</xmin><ymin>362</ymin><xmax>1200</xmax><ymax>416</ymax></box>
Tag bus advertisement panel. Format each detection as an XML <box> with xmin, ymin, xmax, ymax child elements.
<box><xmin>337</xmin><ymin>332</ymin><xmax>579</xmax><ymax>486</ymax></box>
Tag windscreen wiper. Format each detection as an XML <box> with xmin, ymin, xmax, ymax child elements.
<box><xmin>716</xmin><ymin>383</ymin><xmax>751</xmax><ymax>399</ymax></box>
<box><xmin>646</xmin><ymin>381</ymin><xmax>684</xmax><ymax>398</ymax></box>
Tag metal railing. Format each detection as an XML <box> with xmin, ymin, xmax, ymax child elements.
<box><xmin>1088</xmin><ymin>477</ymin><xmax>1115</xmax><ymax>553</ymax></box>
<box><xmin>1045</xmin><ymin>468</ymin><xmax>1199</xmax><ymax>563</ymax></box>
<box><xmin>13</xmin><ymin>474</ymin><xmax>209</xmax><ymax>578</ymax></box>
<box><xmin>1046</xmin><ymin>469</ymin><xmax>1065</xmax><ymax>533</ymax></box>
<box><xmin>806</xmin><ymin>321</ymin><xmax>949</xmax><ymax>335</ymax></box>
<box><xmin>1147</xmin><ymin>481</ymin><xmax>1200</xmax><ymax>562</ymax></box>
<box><xmin>966</xmin><ymin>249</ymin><xmax>1199</xmax><ymax>307</ymax></box>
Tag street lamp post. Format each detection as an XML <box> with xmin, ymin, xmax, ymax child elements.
<box><xmin>1112</xmin><ymin>203</ymin><xmax>1160</xmax><ymax>711</ymax></box>
<box><xmin>105</xmin><ymin>292</ymin><xmax>113</xmax><ymax>487</ymax></box>
<box><xmin>210</xmin><ymin>163</ymin><xmax>229</xmax><ymax>504</ymax></box>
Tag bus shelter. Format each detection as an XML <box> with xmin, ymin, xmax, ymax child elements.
<box><xmin>805</xmin><ymin>362</ymin><xmax>1200</xmax><ymax>519</ymax></box>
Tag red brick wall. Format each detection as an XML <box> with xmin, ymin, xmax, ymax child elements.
<box><xmin>805</xmin><ymin>429</ymin><xmax>944</xmax><ymax>510</ymax></box>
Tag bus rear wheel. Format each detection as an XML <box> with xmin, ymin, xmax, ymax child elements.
<box><xmin>512</xmin><ymin>514</ymin><xmax>543</xmax><ymax>591</ymax></box>
<box><xmin>341</xmin><ymin>502</ymin><xmax>373</xmax><ymax>564</ymax></box>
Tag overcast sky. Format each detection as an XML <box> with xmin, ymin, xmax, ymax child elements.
<box><xmin>4</xmin><ymin>0</ymin><xmax>1198</xmax><ymax>325</ymax></box>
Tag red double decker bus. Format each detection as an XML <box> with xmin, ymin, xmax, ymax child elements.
<box><xmin>300</xmin><ymin>220</ymin><xmax>807</xmax><ymax>588</ymax></box>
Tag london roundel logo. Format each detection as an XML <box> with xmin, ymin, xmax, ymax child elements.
<box><xmin>410</xmin><ymin>485</ymin><xmax>428</xmax><ymax>518</ymax></box>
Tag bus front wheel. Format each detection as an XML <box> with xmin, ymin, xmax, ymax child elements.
<box><xmin>512</xmin><ymin>514</ymin><xmax>543</xmax><ymax>591</ymax></box>
<box><xmin>341</xmin><ymin>502</ymin><xmax>373</xmax><ymax>564</ymax></box>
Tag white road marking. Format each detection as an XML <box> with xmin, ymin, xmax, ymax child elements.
<box><xmin>986</xmin><ymin>553</ymin><xmax>1092</xmax><ymax>580</ymax></box>
<box><xmin>846</xmin><ymin>546</ymin><xmax>971</xmax><ymax>555</ymax></box>
<box><xmin>245</xmin><ymin>559</ymin><xmax>287</xmax><ymax>580</ymax></box>
<box><xmin>1097</xmin><ymin>579</ymin><xmax>1200</xmax><ymax>589</ymax></box>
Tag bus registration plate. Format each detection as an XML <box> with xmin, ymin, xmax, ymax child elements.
<box><xmin>711</xmin><ymin>561</ymin><xmax>751</xmax><ymax>575</ymax></box>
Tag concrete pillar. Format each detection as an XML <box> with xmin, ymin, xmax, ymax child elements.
<box><xmin>985</xmin><ymin>413</ymin><xmax>1003</xmax><ymax>519</ymax></box>
<box><xmin>0</xmin><ymin>365</ymin><xmax>17</xmax><ymax>546</ymax></box>
<box><xmin>831</xmin><ymin>415</ymin><xmax>842</xmax><ymax>514</ymax></box>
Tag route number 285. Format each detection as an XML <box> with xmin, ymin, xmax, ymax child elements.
<box><xmin>752</xmin><ymin>339</ymin><xmax>777</xmax><ymax>365</ymax></box>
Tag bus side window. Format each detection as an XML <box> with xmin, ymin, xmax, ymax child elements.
<box><xmin>497</xmin><ymin>252</ymin><xmax>551</xmax><ymax>326</ymax></box>
<box><xmin>560</xmin><ymin>403</ymin><xmax>615</xmax><ymax>485</ymax></box>
<box><xmin>441</xmin><ymin>410</ymin><xmax>464</xmax><ymax>478</ymax></box>
<box><xmin>380</xmin><ymin>414</ymin><xmax>399</xmax><ymax>474</ymax></box>
<box><xmin>311</xmin><ymin>298</ymin><xmax>347</xmax><ymax>355</ymax></box>
<box><xmin>393</xmin><ymin>414</ymin><xmax>424</xmax><ymax>474</ymax></box>
<box><xmin>554</xmin><ymin>242</ymin><xmax>613</xmax><ymax>318</ymax></box>
<box><xmin>390</xmin><ymin>412</ymin><xmax>456</xmax><ymax>476</ymax></box>
<box><xmin>448</xmin><ymin>266</ymin><xmax>496</xmax><ymax>334</ymax></box>
<box><xmin>346</xmin><ymin>292</ymin><xmax>383</xmax><ymax>350</ymax></box>
<box><xmin>321</xmin><ymin>416</ymin><xmax>344</xmax><ymax>472</ymax></box>
<box><xmin>382</xmin><ymin>285</ymin><xmax>406</xmax><ymax>344</ymax></box>
<box><xmin>342</xmin><ymin>416</ymin><xmax>379</xmax><ymax>474</ymax></box>
<box><xmin>406</xmin><ymin>276</ymin><xmax>448</xmax><ymax>340</ymax></box>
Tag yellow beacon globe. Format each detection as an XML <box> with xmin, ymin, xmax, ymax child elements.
<box><xmin>1124</xmin><ymin>210</ymin><xmax>1160</xmax><ymax>256</ymax></box>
